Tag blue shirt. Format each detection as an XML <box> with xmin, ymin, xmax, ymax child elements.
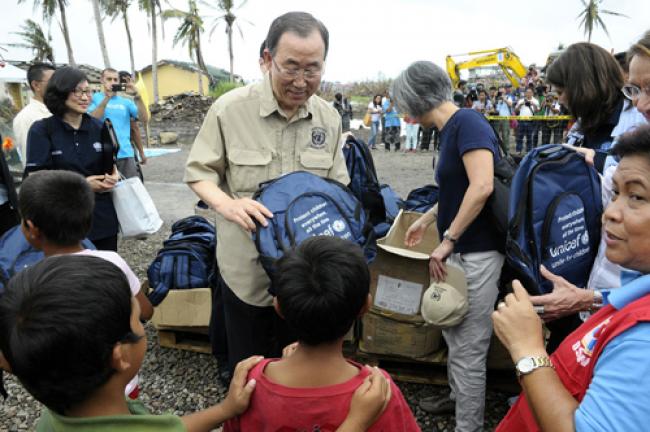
<box><xmin>382</xmin><ymin>99</ymin><xmax>400</xmax><ymax>128</ymax></box>
<box><xmin>24</xmin><ymin>114</ymin><xmax>118</xmax><ymax>241</ymax></box>
<box><xmin>435</xmin><ymin>109</ymin><xmax>500</xmax><ymax>253</ymax></box>
<box><xmin>574</xmin><ymin>273</ymin><xmax>650</xmax><ymax>432</ymax></box>
<box><xmin>88</xmin><ymin>93</ymin><xmax>138</xmax><ymax>159</ymax></box>
<box><xmin>496</xmin><ymin>94</ymin><xmax>514</xmax><ymax>116</ymax></box>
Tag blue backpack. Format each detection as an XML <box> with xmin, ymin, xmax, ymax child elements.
<box><xmin>374</xmin><ymin>184</ymin><xmax>404</xmax><ymax>238</ymax></box>
<box><xmin>0</xmin><ymin>225</ymin><xmax>96</xmax><ymax>295</ymax></box>
<box><xmin>342</xmin><ymin>135</ymin><xmax>386</xmax><ymax>226</ymax></box>
<box><xmin>253</xmin><ymin>171</ymin><xmax>376</xmax><ymax>294</ymax></box>
<box><xmin>404</xmin><ymin>184</ymin><xmax>439</xmax><ymax>213</ymax></box>
<box><xmin>147</xmin><ymin>216</ymin><xmax>216</xmax><ymax>306</ymax></box>
<box><xmin>506</xmin><ymin>145</ymin><xmax>602</xmax><ymax>295</ymax></box>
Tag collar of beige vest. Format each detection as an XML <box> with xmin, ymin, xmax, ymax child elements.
<box><xmin>259</xmin><ymin>71</ymin><xmax>313</xmax><ymax>121</ymax></box>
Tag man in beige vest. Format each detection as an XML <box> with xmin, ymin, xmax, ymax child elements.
<box><xmin>184</xmin><ymin>12</ymin><xmax>349</xmax><ymax>375</ymax></box>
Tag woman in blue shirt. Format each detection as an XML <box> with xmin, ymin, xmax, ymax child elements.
<box><xmin>392</xmin><ymin>60</ymin><xmax>502</xmax><ymax>431</ymax></box>
<box><xmin>25</xmin><ymin>67</ymin><xmax>119</xmax><ymax>251</ymax></box>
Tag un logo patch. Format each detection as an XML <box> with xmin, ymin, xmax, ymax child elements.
<box><xmin>310</xmin><ymin>127</ymin><xmax>327</xmax><ymax>149</ymax></box>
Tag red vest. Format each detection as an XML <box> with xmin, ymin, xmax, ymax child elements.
<box><xmin>496</xmin><ymin>293</ymin><xmax>650</xmax><ymax>432</ymax></box>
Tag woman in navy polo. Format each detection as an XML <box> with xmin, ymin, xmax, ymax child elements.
<box><xmin>392</xmin><ymin>61</ymin><xmax>503</xmax><ymax>431</ymax></box>
<box><xmin>24</xmin><ymin>67</ymin><xmax>119</xmax><ymax>251</ymax></box>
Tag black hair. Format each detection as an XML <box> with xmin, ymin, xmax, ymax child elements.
<box><xmin>259</xmin><ymin>40</ymin><xmax>266</xmax><ymax>59</ymax></box>
<box><xmin>373</xmin><ymin>94</ymin><xmax>382</xmax><ymax>107</ymax></box>
<box><xmin>118</xmin><ymin>70</ymin><xmax>131</xmax><ymax>80</ymax></box>
<box><xmin>275</xmin><ymin>236</ymin><xmax>369</xmax><ymax>346</ymax></box>
<box><xmin>0</xmin><ymin>256</ymin><xmax>141</xmax><ymax>414</ymax></box>
<box><xmin>334</xmin><ymin>92</ymin><xmax>342</xmax><ymax>101</ymax></box>
<box><xmin>19</xmin><ymin>170</ymin><xmax>94</xmax><ymax>246</ymax></box>
<box><xmin>43</xmin><ymin>67</ymin><xmax>88</xmax><ymax>117</ymax></box>
<box><xmin>26</xmin><ymin>63</ymin><xmax>56</xmax><ymax>92</ymax></box>
<box><xmin>612</xmin><ymin>124</ymin><xmax>650</xmax><ymax>163</ymax></box>
<box><xmin>266</xmin><ymin>12</ymin><xmax>329</xmax><ymax>60</ymax></box>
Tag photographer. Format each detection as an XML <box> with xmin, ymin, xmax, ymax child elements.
<box><xmin>515</xmin><ymin>87</ymin><xmax>540</xmax><ymax>153</ymax></box>
<box><xmin>89</xmin><ymin>68</ymin><xmax>148</xmax><ymax>179</ymax></box>
<box><xmin>540</xmin><ymin>92</ymin><xmax>563</xmax><ymax>144</ymax></box>
<box><xmin>494</xmin><ymin>85</ymin><xmax>514</xmax><ymax>153</ymax></box>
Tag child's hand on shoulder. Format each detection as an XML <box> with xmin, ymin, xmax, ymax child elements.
<box><xmin>222</xmin><ymin>355</ymin><xmax>263</xmax><ymax>417</ymax></box>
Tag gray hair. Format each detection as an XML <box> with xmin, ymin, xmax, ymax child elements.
<box><xmin>391</xmin><ymin>61</ymin><xmax>452</xmax><ymax>117</ymax></box>
<box><xmin>266</xmin><ymin>12</ymin><xmax>329</xmax><ymax>60</ymax></box>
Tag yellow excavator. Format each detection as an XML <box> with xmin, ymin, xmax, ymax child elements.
<box><xmin>446</xmin><ymin>47</ymin><xmax>528</xmax><ymax>89</ymax></box>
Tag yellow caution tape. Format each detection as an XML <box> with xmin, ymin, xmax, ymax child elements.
<box><xmin>485</xmin><ymin>116</ymin><xmax>574</xmax><ymax>121</ymax></box>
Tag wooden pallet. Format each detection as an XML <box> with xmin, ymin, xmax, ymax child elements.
<box><xmin>157</xmin><ymin>326</ymin><xmax>211</xmax><ymax>354</ymax></box>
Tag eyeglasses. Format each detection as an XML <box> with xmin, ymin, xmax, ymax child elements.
<box><xmin>621</xmin><ymin>84</ymin><xmax>650</xmax><ymax>100</ymax></box>
<box><xmin>72</xmin><ymin>88</ymin><xmax>93</xmax><ymax>98</ymax></box>
<box><xmin>272</xmin><ymin>59</ymin><xmax>322</xmax><ymax>81</ymax></box>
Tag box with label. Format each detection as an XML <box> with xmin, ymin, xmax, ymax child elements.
<box><xmin>370</xmin><ymin>211</ymin><xmax>440</xmax><ymax>323</ymax></box>
<box><xmin>359</xmin><ymin>311</ymin><xmax>442</xmax><ymax>358</ymax></box>
<box><xmin>146</xmin><ymin>280</ymin><xmax>212</xmax><ymax>329</ymax></box>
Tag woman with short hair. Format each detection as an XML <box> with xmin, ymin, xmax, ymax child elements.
<box><xmin>394</xmin><ymin>60</ymin><xmax>503</xmax><ymax>432</ymax></box>
<box><xmin>25</xmin><ymin>67</ymin><xmax>119</xmax><ymax>251</ymax></box>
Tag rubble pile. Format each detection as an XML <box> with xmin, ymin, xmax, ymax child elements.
<box><xmin>149</xmin><ymin>93</ymin><xmax>214</xmax><ymax>122</ymax></box>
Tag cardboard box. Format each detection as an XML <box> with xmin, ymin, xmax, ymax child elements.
<box><xmin>370</xmin><ymin>211</ymin><xmax>440</xmax><ymax>323</ymax></box>
<box><xmin>150</xmin><ymin>285</ymin><xmax>212</xmax><ymax>329</ymax></box>
<box><xmin>359</xmin><ymin>311</ymin><xmax>442</xmax><ymax>358</ymax></box>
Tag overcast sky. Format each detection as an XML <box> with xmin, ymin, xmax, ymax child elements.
<box><xmin>1</xmin><ymin>0</ymin><xmax>649</xmax><ymax>83</ymax></box>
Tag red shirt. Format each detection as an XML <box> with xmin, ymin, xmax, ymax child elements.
<box><xmin>224</xmin><ymin>359</ymin><xmax>421</xmax><ymax>432</ymax></box>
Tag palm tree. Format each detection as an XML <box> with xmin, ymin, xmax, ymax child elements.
<box><xmin>163</xmin><ymin>1</ymin><xmax>209</xmax><ymax>95</ymax></box>
<box><xmin>138</xmin><ymin>0</ymin><xmax>163</xmax><ymax>102</ymax></box>
<box><xmin>102</xmin><ymin>0</ymin><xmax>135</xmax><ymax>75</ymax></box>
<box><xmin>202</xmin><ymin>0</ymin><xmax>250</xmax><ymax>82</ymax></box>
<box><xmin>91</xmin><ymin>0</ymin><xmax>111</xmax><ymax>68</ymax></box>
<box><xmin>577</xmin><ymin>0</ymin><xmax>628</xmax><ymax>42</ymax></box>
<box><xmin>18</xmin><ymin>0</ymin><xmax>75</xmax><ymax>65</ymax></box>
<box><xmin>9</xmin><ymin>19</ymin><xmax>55</xmax><ymax>63</ymax></box>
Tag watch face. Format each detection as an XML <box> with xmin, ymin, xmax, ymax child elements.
<box><xmin>517</xmin><ymin>357</ymin><xmax>535</xmax><ymax>374</ymax></box>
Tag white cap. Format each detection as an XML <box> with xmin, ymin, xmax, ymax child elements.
<box><xmin>420</xmin><ymin>264</ymin><xmax>468</xmax><ymax>327</ymax></box>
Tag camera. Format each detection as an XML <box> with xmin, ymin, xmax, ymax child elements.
<box><xmin>111</xmin><ymin>83</ymin><xmax>127</xmax><ymax>92</ymax></box>
<box><xmin>525</xmin><ymin>101</ymin><xmax>531</xmax><ymax>107</ymax></box>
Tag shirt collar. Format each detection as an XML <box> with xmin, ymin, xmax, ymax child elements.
<box><xmin>609</xmin><ymin>271</ymin><xmax>650</xmax><ymax>310</ymax></box>
<box><xmin>258</xmin><ymin>72</ymin><xmax>313</xmax><ymax>121</ymax></box>
<box><xmin>55</xmin><ymin>113</ymin><xmax>94</xmax><ymax>132</ymax></box>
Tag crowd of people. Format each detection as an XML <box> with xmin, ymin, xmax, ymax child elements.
<box><xmin>1</xmin><ymin>8</ymin><xmax>650</xmax><ymax>432</ymax></box>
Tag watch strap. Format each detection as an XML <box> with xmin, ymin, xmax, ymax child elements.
<box><xmin>516</xmin><ymin>356</ymin><xmax>553</xmax><ymax>378</ymax></box>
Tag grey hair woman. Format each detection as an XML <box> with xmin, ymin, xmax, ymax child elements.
<box><xmin>394</xmin><ymin>61</ymin><xmax>503</xmax><ymax>431</ymax></box>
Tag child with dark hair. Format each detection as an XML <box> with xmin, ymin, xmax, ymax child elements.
<box><xmin>0</xmin><ymin>255</ymin><xmax>393</xmax><ymax>431</ymax></box>
<box><xmin>225</xmin><ymin>236</ymin><xmax>420</xmax><ymax>431</ymax></box>
<box><xmin>0</xmin><ymin>255</ymin><xmax>261</xmax><ymax>431</ymax></box>
<box><xmin>18</xmin><ymin>169</ymin><xmax>152</xmax><ymax>398</ymax></box>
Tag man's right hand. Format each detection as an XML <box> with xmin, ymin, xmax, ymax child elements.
<box><xmin>216</xmin><ymin>197</ymin><xmax>273</xmax><ymax>232</ymax></box>
<box><xmin>86</xmin><ymin>174</ymin><xmax>117</xmax><ymax>193</ymax></box>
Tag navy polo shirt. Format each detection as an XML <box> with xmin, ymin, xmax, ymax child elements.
<box><xmin>24</xmin><ymin>114</ymin><xmax>118</xmax><ymax>241</ymax></box>
<box><xmin>435</xmin><ymin>108</ymin><xmax>500</xmax><ymax>253</ymax></box>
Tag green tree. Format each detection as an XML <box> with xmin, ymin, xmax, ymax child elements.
<box><xmin>202</xmin><ymin>0</ymin><xmax>250</xmax><ymax>82</ymax></box>
<box><xmin>577</xmin><ymin>0</ymin><xmax>628</xmax><ymax>42</ymax></box>
<box><xmin>138</xmin><ymin>0</ymin><xmax>163</xmax><ymax>102</ymax></box>
<box><xmin>9</xmin><ymin>19</ymin><xmax>55</xmax><ymax>63</ymax></box>
<box><xmin>163</xmin><ymin>0</ymin><xmax>209</xmax><ymax>95</ymax></box>
<box><xmin>101</xmin><ymin>0</ymin><xmax>135</xmax><ymax>75</ymax></box>
<box><xmin>18</xmin><ymin>0</ymin><xmax>75</xmax><ymax>65</ymax></box>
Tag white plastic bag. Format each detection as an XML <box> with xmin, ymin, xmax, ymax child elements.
<box><xmin>111</xmin><ymin>177</ymin><xmax>163</xmax><ymax>238</ymax></box>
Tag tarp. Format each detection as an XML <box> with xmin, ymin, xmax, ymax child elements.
<box><xmin>0</xmin><ymin>62</ymin><xmax>27</xmax><ymax>83</ymax></box>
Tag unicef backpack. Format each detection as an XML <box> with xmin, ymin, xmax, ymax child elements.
<box><xmin>147</xmin><ymin>216</ymin><xmax>216</xmax><ymax>306</ymax></box>
<box><xmin>506</xmin><ymin>145</ymin><xmax>602</xmax><ymax>295</ymax></box>
<box><xmin>342</xmin><ymin>135</ymin><xmax>386</xmax><ymax>225</ymax></box>
<box><xmin>253</xmin><ymin>171</ymin><xmax>376</xmax><ymax>294</ymax></box>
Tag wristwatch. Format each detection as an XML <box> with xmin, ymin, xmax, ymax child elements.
<box><xmin>442</xmin><ymin>229</ymin><xmax>457</xmax><ymax>243</ymax></box>
<box><xmin>515</xmin><ymin>356</ymin><xmax>553</xmax><ymax>378</ymax></box>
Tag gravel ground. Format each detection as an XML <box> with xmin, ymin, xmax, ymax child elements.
<box><xmin>0</xmin><ymin>132</ymin><xmax>513</xmax><ymax>431</ymax></box>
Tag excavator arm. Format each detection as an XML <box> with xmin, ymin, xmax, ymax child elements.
<box><xmin>445</xmin><ymin>48</ymin><xmax>527</xmax><ymax>88</ymax></box>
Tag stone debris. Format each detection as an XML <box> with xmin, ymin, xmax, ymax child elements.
<box><xmin>149</xmin><ymin>93</ymin><xmax>214</xmax><ymax>122</ymax></box>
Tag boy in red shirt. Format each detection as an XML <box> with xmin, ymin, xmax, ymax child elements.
<box><xmin>225</xmin><ymin>236</ymin><xmax>421</xmax><ymax>432</ymax></box>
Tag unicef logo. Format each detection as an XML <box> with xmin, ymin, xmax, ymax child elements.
<box><xmin>332</xmin><ymin>220</ymin><xmax>346</xmax><ymax>233</ymax></box>
<box><xmin>581</xmin><ymin>231</ymin><xmax>589</xmax><ymax>246</ymax></box>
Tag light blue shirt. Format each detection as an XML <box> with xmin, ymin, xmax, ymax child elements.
<box><xmin>574</xmin><ymin>273</ymin><xmax>650</xmax><ymax>431</ymax></box>
<box><xmin>496</xmin><ymin>94</ymin><xmax>514</xmax><ymax>116</ymax></box>
<box><xmin>382</xmin><ymin>99</ymin><xmax>400</xmax><ymax>128</ymax></box>
<box><xmin>88</xmin><ymin>93</ymin><xmax>138</xmax><ymax>159</ymax></box>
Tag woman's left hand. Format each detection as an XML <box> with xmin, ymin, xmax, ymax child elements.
<box><xmin>429</xmin><ymin>240</ymin><xmax>454</xmax><ymax>282</ymax></box>
<box><xmin>492</xmin><ymin>281</ymin><xmax>547</xmax><ymax>362</ymax></box>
